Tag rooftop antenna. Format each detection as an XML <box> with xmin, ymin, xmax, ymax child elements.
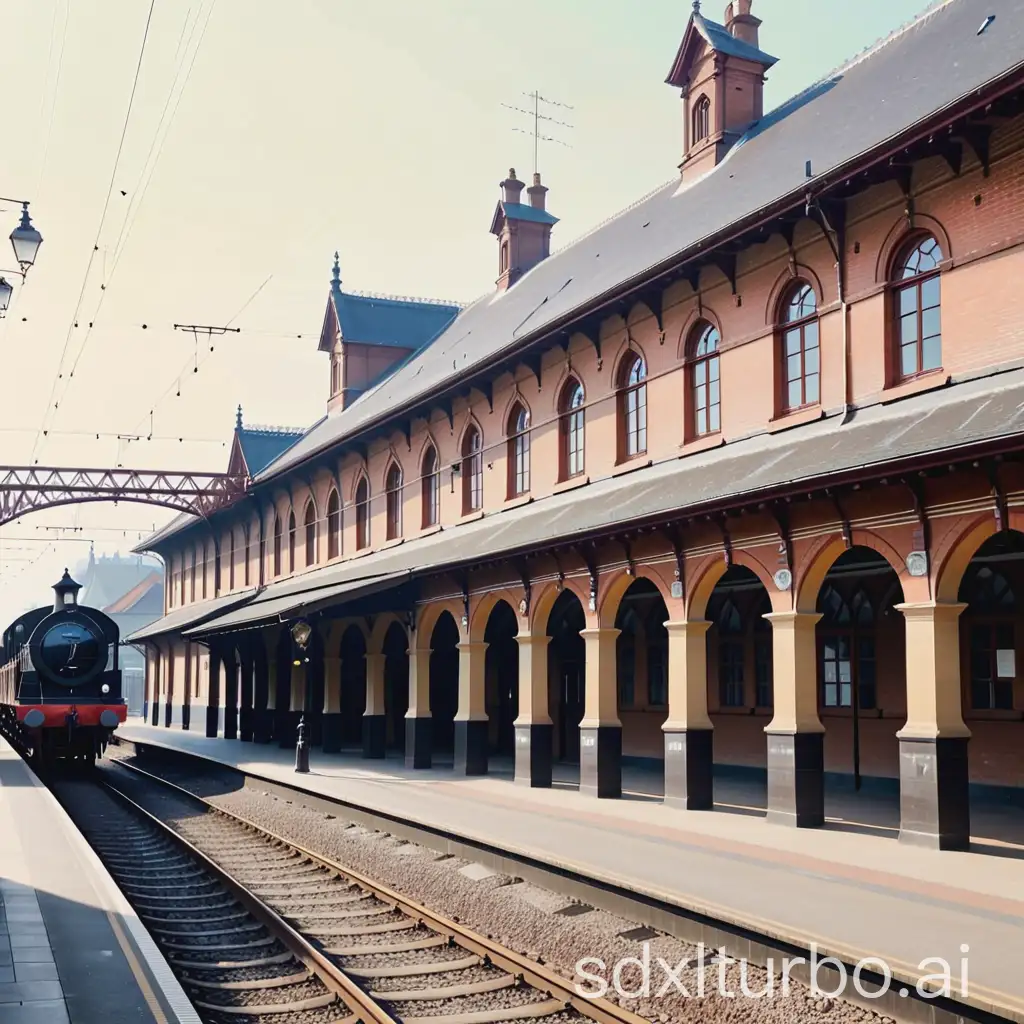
<box><xmin>501</xmin><ymin>90</ymin><xmax>574</xmax><ymax>176</ymax></box>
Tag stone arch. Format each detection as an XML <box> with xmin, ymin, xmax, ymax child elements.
<box><xmin>675</xmin><ymin>303</ymin><xmax>724</xmax><ymax>361</ymax></box>
<box><xmin>416</xmin><ymin>598</ymin><xmax>466</xmax><ymax>644</ymax></box>
<box><xmin>932</xmin><ymin>513</ymin><xmax>1023</xmax><ymax>603</ymax></box>
<box><xmin>469</xmin><ymin>588</ymin><xmax>526</xmax><ymax>643</ymax></box>
<box><xmin>530</xmin><ymin>577</ymin><xmax>592</xmax><ymax>635</ymax></box>
<box><xmin>369</xmin><ymin>612</ymin><xmax>406</xmax><ymax>655</ymax></box>
<box><xmin>795</xmin><ymin>530</ymin><xmax>909</xmax><ymax>613</ymax></box>
<box><xmin>688</xmin><ymin>550</ymin><xmax>779</xmax><ymax>619</ymax></box>
<box><xmin>350</xmin><ymin>467</ymin><xmax>370</xmax><ymax>505</ymax></box>
<box><xmin>500</xmin><ymin>387</ymin><xmax>532</xmax><ymax>435</ymax></box>
<box><xmin>550</xmin><ymin>365</ymin><xmax>587</xmax><ymax>418</ymax></box>
<box><xmin>457</xmin><ymin>414</ymin><xmax>485</xmax><ymax>459</ymax></box>
<box><xmin>874</xmin><ymin>212</ymin><xmax>953</xmax><ymax>284</ymax></box>
<box><xmin>597</xmin><ymin>565</ymin><xmax>677</xmax><ymax>629</ymax></box>
<box><xmin>608</xmin><ymin>334</ymin><xmax>650</xmax><ymax>387</ymax></box>
<box><xmin>763</xmin><ymin>263</ymin><xmax>826</xmax><ymax>327</ymax></box>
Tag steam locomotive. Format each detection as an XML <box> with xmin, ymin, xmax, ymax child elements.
<box><xmin>0</xmin><ymin>570</ymin><xmax>127</xmax><ymax>765</ymax></box>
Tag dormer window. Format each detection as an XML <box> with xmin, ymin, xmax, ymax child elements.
<box><xmin>500</xmin><ymin>241</ymin><xmax>509</xmax><ymax>274</ymax></box>
<box><xmin>692</xmin><ymin>95</ymin><xmax>710</xmax><ymax>144</ymax></box>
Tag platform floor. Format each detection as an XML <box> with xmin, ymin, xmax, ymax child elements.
<box><xmin>0</xmin><ymin>738</ymin><xmax>198</xmax><ymax>1024</ymax></box>
<box><xmin>119</xmin><ymin>722</ymin><xmax>1024</xmax><ymax>1020</ymax></box>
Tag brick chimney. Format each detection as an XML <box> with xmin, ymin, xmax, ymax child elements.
<box><xmin>490</xmin><ymin>168</ymin><xmax>559</xmax><ymax>292</ymax></box>
<box><xmin>724</xmin><ymin>0</ymin><xmax>761</xmax><ymax>47</ymax></box>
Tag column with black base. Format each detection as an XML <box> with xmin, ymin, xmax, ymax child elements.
<box><xmin>514</xmin><ymin>634</ymin><xmax>552</xmax><ymax>787</ymax></box>
<box><xmin>579</xmin><ymin>627</ymin><xmax>622</xmax><ymax>799</ymax></box>
<box><xmin>321</xmin><ymin>654</ymin><xmax>343</xmax><ymax>753</ymax></box>
<box><xmin>895</xmin><ymin>602</ymin><xmax>971</xmax><ymax>850</ymax></box>
<box><xmin>454</xmin><ymin>641</ymin><xmax>489</xmax><ymax>775</ymax></box>
<box><xmin>362</xmin><ymin>653</ymin><xmax>386</xmax><ymax>758</ymax></box>
<box><xmin>763</xmin><ymin>611</ymin><xmax>824</xmax><ymax>828</ymax></box>
<box><xmin>223</xmin><ymin>654</ymin><xmax>239</xmax><ymax>740</ymax></box>
<box><xmin>206</xmin><ymin>647</ymin><xmax>222</xmax><ymax>739</ymax></box>
<box><xmin>663</xmin><ymin>620</ymin><xmax>714</xmax><ymax>810</ymax></box>
<box><xmin>405</xmin><ymin>646</ymin><xmax>432</xmax><ymax>769</ymax></box>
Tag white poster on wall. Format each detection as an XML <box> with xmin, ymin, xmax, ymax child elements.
<box><xmin>996</xmin><ymin>649</ymin><xmax>1016</xmax><ymax>679</ymax></box>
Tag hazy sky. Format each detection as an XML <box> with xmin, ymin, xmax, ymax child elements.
<box><xmin>0</xmin><ymin>0</ymin><xmax>935</xmax><ymax>625</ymax></box>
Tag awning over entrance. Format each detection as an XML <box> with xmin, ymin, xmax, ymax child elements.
<box><xmin>154</xmin><ymin>366</ymin><xmax>1024</xmax><ymax>641</ymax></box>
<box><xmin>126</xmin><ymin>588</ymin><xmax>258</xmax><ymax>643</ymax></box>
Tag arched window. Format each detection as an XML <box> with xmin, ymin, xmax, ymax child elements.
<box><xmin>386</xmin><ymin>463</ymin><xmax>403</xmax><ymax>540</ymax></box>
<box><xmin>202</xmin><ymin>541</ymin><xmax>209</xmax><ymax>599</ymax></box>
<box><xmin>421</xmin><ymin>445</ymin><xmax>440</xmax><ymax>528</ymax></box>
<box><xmin>500</xmin><ymin>241</ymin><xmax>509</xmax><ymax>274</ymax></box>
<box><xmin>178</xmin><ymin>554</ymin><xmax>185</xmax><ymax>606</ymax></box>
<box><xmin>273</xmin><ymin>515</ymin><xmax>282</xmax><ymax>577</ymax></box>
<box><xmin>818</xmin><ymin>584</ymin><xmax>877</xmax><ymax>710</ymax></box>
<box><xmin>507</xmin><ymin>403</ymin><xmax>531</xmax><ymax>498</ymax></box>
<box><xmin>779</xmin><ymin>282</ymin><xmax>819</xmax><ymax>411</ymax></box>
<box><xmin>326</xmin><ymin>490</ymin><xmax>341</xmax><ymax>559</ymax></box>
<box><xmin>355</xmin><ymin>476</ymin><xmax>370</xmax><ymax>550</ymax></box>
<box><xmin>559</xmin><ymin>377</ymin><xmax>585</xmax><ymax>480</ymax></box>
<box><xmin>462</xmin><ymin>425</ymin><xmax>483</xmax><ymax>514</ymax></box>
<box><xmin>287</xmin><ymin>510</ymin><xmax>296</xmax><ymax>572</ymax></box>
<box><xmin>189</xmin><ymin>548</ymin><xmax>196</xmax><ymax>603</ymax></box>
<box><xmin>964</xmin><ymin>566</ymin><xmax>1015</xmax><ymax>710</ymax></box>
<box><xmin>717</xmin><ymin>599</ymin><xmax>744</xmax><ymax>707</ymax></box>
<box><xmin>892</xmin><ymin>234</ymin><xmax>942</xmax><ymax>381</ymax></box>
<box><xmin>228</xmin><ymin>530</ymin><xmax>235</xmax><ymax>590</ymax></box>
<box><xmin>304</xmin><ymin>501</ymin><xmax>316</xmax><ymax>566</ymax></box>
<box><xmin>243</xmin><ymin>526</ymin><xmax>250</xmax><ymax>587</ymax></box>
<box><xmin>331</xmin><ymin>351</ymin><xmax>341</xmax><ymax>396</ymax></box>
<box><xmin>617</xmin><ymin>352</ymin><xmax>647</xmax><ymax>459</ymax></box>
<box><xmin>692</xmin><ymin>94</ymin><xmax>710</xmax><ymax>144</ymax></box>
<box><xmin>688</xmin><ymin>321</ymin><xmax>721</xmax><ymax>437</ymax></box>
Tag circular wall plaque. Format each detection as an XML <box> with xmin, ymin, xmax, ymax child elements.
<box><xmin>906</xmin><ymin>551</ymin><xmax>929</xmax><ymax>577</ymax></box>
<box><xmin>773</xmin><ymin>568</ymin><xmax>793</xmax><ymax>591</ymax></box>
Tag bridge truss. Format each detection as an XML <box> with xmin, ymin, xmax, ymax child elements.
<box><xmin>0</xmin><ymin>466</ymin><xmax>247</xmax><ymax>528</ymax></box>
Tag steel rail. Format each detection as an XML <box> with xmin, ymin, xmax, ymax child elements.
<box><xmin>109</xmin><ymin>758</ymin><xmax>651</xmax><ymax>1024</ymax></box>
<box><xmin>95</xmin><ymin>774</ymin><xmax>399</xmax><ymax>1024</ymax></box>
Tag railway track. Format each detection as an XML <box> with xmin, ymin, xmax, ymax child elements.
<box><xmin>57</xmin><ymin>761</ymin><xmax>649</xmax><ymax>1024</ymax></box>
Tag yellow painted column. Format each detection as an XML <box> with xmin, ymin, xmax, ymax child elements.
<box><xmin>455</xmin><ymin>641</ymin><xmax>489</xmax><ymax>775</ymax></box>
<box><xmin>363</xmin><ymin>652</ymin><xmax>387</xmax><ymax>758</ymax></box>
<box><xmin>894</xmin><ymin>602</ymin><xmax>971</xmax><ymax>850</ymax></box>
<box><xmin>763</xmin><ymin>611</ymin><xmax>824</xmax><ymax>828</ymax></box>
<box><xmin>514</xmin><ymin>634</ymin><xmax>552</xmax><ymax>787</ymax></box>
<box><xmin>406</xmin><ymin>646</ymin><xmax>432</xmax><ymax>768</ymax></box>
<box><xmin>662</xmin><ymin>620</ymin><xmax>713</xmax><ymax>809</ymax></box>
<box><xmin>323</xmin><ymin>657</ymin><xmax>341</xmax><ymax>714</ymax></box>
<box><xmin>579</xmin><ymin>627</ymin><xmax>621</xmax><ymax>798</ymax></box>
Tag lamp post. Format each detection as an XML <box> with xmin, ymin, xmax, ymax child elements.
<box><xmin>291</xmin><ymin>620</ymin><xmax>312</xmax><ymax>773</ymax></box>
<box><xmin>0</xmin><ymin>199</ymin><xmax>43</xmax><ymax>317</ymax></box>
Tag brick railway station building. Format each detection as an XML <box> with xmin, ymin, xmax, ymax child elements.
<box><xmin>133</xmin><ymin>0</ymin><xmax>1024</xmax><ymax>851</ymax></box>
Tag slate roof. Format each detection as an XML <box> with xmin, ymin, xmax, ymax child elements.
<box><xmin>497</xmin><ymin>202</ymin><xmax>559</xmax><ymax>226</ymax></box>
<box><xmin>237</xmin><ymin>427</ymin><xmax>305</xmax><ymax>477</ymax></box>
<box><xmin>329</xmin><ymin>280</ymin><xmax>462</xmax><ymax>352</ymax></box>
<box><xmin>179</xmin><ymin>365</ymin><xmax>1024</xmax><ymax>638</ymax></box>
<box><xmin>255</xmin><ymin>0</ymin><xmax>1024</xmax><ymax>484</ymax></box>
<box><xmin>686</xmin><ymin>9</ymin><xmax>778</xmax><ymax>68</ymax></box>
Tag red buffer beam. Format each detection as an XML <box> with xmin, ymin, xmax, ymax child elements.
<box><xmin>0</xmin><ymin>465</ymin><xmax>247</xmax><ymax>527</ymax></box>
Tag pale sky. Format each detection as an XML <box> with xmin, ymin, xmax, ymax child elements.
<box><xmin>0</xmin><ymin>0</ymin><xmax>935</xmax><ymax>627</ymax></box>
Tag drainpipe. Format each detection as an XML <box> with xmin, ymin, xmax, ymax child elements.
<box><xmin>807</xmin><ymin>194</ymin><xmax>849</xmax><ymax>424</ymax></box>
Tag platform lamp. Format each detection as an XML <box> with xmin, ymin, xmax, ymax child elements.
<box><xmin>291</xmin><ymin>619</ymin><xmax>312</xmax><ymax>773</ymax></box>
<box><xmin>0</xmin><ymin>199</ymin><xmax>43</xmax><ymax>317</ymax></box>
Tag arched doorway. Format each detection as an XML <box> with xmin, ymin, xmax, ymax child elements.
<box><xmin>956</xmin><ymin>530</ymin><xmax>1024</xmax><ymax>846</ymax></box>
<box><xmin>484</xmin><ymin>600</ymin><xmax>519</xmax><ymax>762</ymax></box>
<box><xmin>383</xmin><ymin>621</ymin><xmax>409</xmax><ymax>753</ymax></box>
<box><xmin>429</xmin><ymin>611</ymin><xmax>460</xmax><ymax>760</ymax></box>
<box><xmin>614</xmin><ymin>578</ymin><xmax>669</xmax><ymax>788</ymax></box>
<box><xmin>338</xmin><ymin>625</ymin><xmax>367</xmax><ymax>750</ymax></box>
<box><xmin>547</xmin><ymin>589</ymin><xmax>586</xmax><ymax>773</ymax></box>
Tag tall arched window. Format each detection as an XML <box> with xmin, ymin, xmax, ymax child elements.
<box><xmin>892</xmin><ymin>234</ymin><xmax>942</xmax><ymax>381</ymax></box>
<box><xmin>326</xmin><ymin>490</ymin><xmax>341</xmax><ymax>559</ymax></box>
<box><xmin>243</xmin><ymin>526</ymin><xmax>251</xmax><ymax>587</ymax></box>
<box><xmin>462</xmin><ymin>425</ymin><xmax>483</xmax><ymax>514</ymax></box>
<box><xmin>386</xmin><ymin>463</ymin><xmax>403</xmax><ymax>540</ymax></box>
<box><xmin>617</xmin><ymin>351</ymin><xmax>647</xmax><ymax>459</ymax></box>
<box><xmin>273</xmin><ymin>515</ymin><xmax>282</xmax><ymax>577</ymax></box>
<box><xmin>964</xmin><ymin>566</ymin><xmax>1015</xmax><ymax>710</ymax></box>
<box><xmin>688</xmin><ymin>321</ymin><xmax>721</xmax><ymax>437</ymax></box>
<box><xmin>202</xmin><ymin>541</ymin><xmax>210</xmax><ymax>599</ymax></box>
<box><xmin>355</xmin><ymin>477</ymin><xmax>370</xmax><ymax>549</ymax></box>
<box><xmin>692</xmin><ymin>94</ymin><xmax>710</xmax><ymax>143</ymax></box>
<box><xmin>178</xmin><ymin>554</ymin><xmax>186</xmax><ymax>606</ymax></box>
<box><xmin>304</xmin><ymin>501</ymin><xmax>316</xmax><ymax>566</ymax></box>
<box><xmin>507</xmin><ymin>402</ymin><xmax>531</xmax><ymax>498</ymax></box>
<box><xmin>559</xmin><ymin>377</ymin><xmax>585</xmax><ymax>480</ymax></box>
<box><xmin>189</xmin><ymin>548</ymin><xmax>196</xmax><ymax>602</ymax></box>
<box><xmin>228</xmin><ymin>530</ymin><xmax>235</xmax><ymax>590</ymax></box>
<box><xmin>779</xmin><ymin>282</ymin><xmax>819</xmax><ymax>411</ymax></box>
<box><xmin>421</xmin><ymin>445</ymin><xmax>440</xmax><ymax>528</ymax></box>
<box><xmin>287</xmin><ymin>510</ymin><xmax>296</xmax><ymax>572</ymax></box>
<box><xmin>818</xmin><ymin>585</ymin><xmax>876</xmax><ymax>710</ymax></box>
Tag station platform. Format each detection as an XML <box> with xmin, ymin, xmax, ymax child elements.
<box><xmin>0</xmin><ymin>738</ymin><xmax>199</xmax><ymax>1024</ymax></box>
<box><xmin>118</xmin><ymin>721</ymin><xmax>1024</xmax><ymax>1022</ymax></box>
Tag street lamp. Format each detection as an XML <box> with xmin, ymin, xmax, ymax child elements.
<box><xmin>0</xmin><ymin>278</ymin><xmax>12</xmax><ymax>316</ymax></box>
<box><xmin>291</xmin><ymin>620</ymin><xmax>312</xmax><ymax>773</ymax></box>
<box><xmin>0</xmin><ymin>198</ymin><xmax>43</xmax><ymax>317</ymax></box>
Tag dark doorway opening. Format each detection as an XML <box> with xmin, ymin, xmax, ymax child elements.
<box><xmin>548</xmin><ymin>589</ymin><xmax>586</xmax><ymax>763</ymax></box>
<box><xmin>485</xmin><ymin>601</ymin><xmax>519</xmax><ymax>757</ymax></box>
<box><xmin>339</xmin><ymin>625</ymin><xmax>367</xmax><ymax>748</ymax></box>
<box><xmin>430</xmin><ymin>612</ymin><xmax>460</xmax><ymax>754</ymax></box>
<box><xmin>383</xmin><ymin>621</ymin><xmax>408</xmax><ymax>752</ymax></box>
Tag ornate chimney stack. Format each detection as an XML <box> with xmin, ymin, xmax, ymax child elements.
<box><xmin>501</xmin><ymin>169</ymin><xmax>525</xmax><ymax>205</ymax></box>
<box><xmin>724</xmin><ymin>0</ymin><xmax>761</xmax><ymax>47</ymax></box>
<box><xmin>527</xmin><ymin>172</ymin><xmax>548</xmax><ymax>211</ymax></box>
<box><xmin>490</xmin><ymin>167</ymin><xmax>559</xmax><ymax>292</ymax></box>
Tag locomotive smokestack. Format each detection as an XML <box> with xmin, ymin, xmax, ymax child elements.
<box><xmin>52</xmin><ymin>569</ymin><xmax>82</xmax><ymax>612</ymax></box>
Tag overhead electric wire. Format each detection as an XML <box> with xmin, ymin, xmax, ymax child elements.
<box><xmin>34</xmin><ymin>0</ymin><xmax>70</xmax><ymax>194</ymax></box>
<box><xmin>32</xmin><ymin>0</ymin><xmax>160</xmax><ymax>465</ymax></box>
